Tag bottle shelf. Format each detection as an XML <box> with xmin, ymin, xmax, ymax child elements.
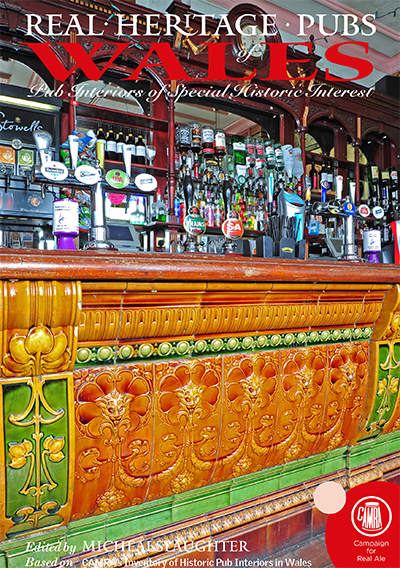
<box><xmin>306</xmin><ymin>151</ymin><xmax>368</xmax><ymax>171</ymax></box>
<box><xmin>76</xmin><ymin>103</ymin><xmax>168</xmax><ymax>133</ymax></box>
<box><xmin>104</xmin><ymin>160</ymin><xmax>167</xmax><ymax>177</ymax></box>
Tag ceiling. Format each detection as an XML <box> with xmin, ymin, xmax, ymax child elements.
<box><xmin>344</xmin><ymin>0</ymin><xmax>400</xmax><ymax>33</ymax></box>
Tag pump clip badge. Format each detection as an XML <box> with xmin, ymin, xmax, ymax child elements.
<box><xmin>41</xmin><ymin>161</ymin><xmax>68</xmax><ymax>182</ymax></box>
<box><xmin>184</xmin><ymin>206</ymin><xmax>206</xmax><ymax>236</ymax></box>
<box><xmin>135</xmin><ymin>173</ymin><xmax>157</xmax><ymax>192</ymax></box>
<box><xmin>75</xmin><ymin>164</ymin><xmax>101</xmax><ymax>185</ymax></box>
<box><xmin>343</xmin><ymin>201</ymin><xmax>356</xmax><ymax>215</ymax></box>
<box><xmin>222</xmin><ymin>211</ymin><xmax>244</xmax><ymax>240</ymax></box>
<box><xmin>106</xmin><ymin>169</ymin><xmax>129</xmax><ymax>189</ymax></box>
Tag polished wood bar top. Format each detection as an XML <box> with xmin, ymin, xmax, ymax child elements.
<box><xmin>0</xmin><ymin>249</ymin><xmax>399</xmax><ymax>283</ymax></box>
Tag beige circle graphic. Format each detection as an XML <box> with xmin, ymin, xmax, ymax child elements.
<box><xmin>314</xmin><ymin>481</ymin><xmax>346</xmax><ymax>514</ymax></box>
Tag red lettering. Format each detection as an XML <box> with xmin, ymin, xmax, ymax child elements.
<box><xmin>324</xmin><ymin>42</ymin><xmax>373</xmax><ymax>82</ymax></box>
<box><xmin>23</xmin><ymin>41</ymin><xmax>374</xmax><ymax>84</ymax></box>
<box><xmin>22</xmin><ymin>42</ymin><xmax>127</xmax><ymax>81</ymax></box>
<box><xmin>262</xmin><ymin>43</ymin><xmax>317</xmax><ymax>81</ymax></box>
<box><xmin>206</xmin><ymin>43</ymin><xmax>256</xmax><ymax>81</ymax></box>
<box><xmin>125</xmin><ymin>43</ymin><xmax>189</xmax><ymax>80</ymax></box>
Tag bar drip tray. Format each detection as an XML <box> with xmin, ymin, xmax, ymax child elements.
<box><xmin>0</xmin><ymin>189</ymin><xmax>53</xmax><ymax>219</ymax></box>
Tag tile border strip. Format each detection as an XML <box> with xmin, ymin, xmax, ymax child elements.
<box><xmin>76</xmin><ymin>327</ymin><xmax>374</xmax><ymax>366</ymax></box>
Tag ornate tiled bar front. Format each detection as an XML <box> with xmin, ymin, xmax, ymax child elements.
<box><xmin>0</xmin><ymin>250</ymin><xmax>399</xmax><ymax>567</ymax></box>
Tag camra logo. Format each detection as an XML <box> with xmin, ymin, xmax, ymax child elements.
<box><xmin>351</xmin><ymin>496</ymin><xmax>392</xmax><ymax>537</ymax></box>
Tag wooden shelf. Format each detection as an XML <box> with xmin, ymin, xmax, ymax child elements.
<box><xmin>76</xmin><ymin>103</ymin><xmax>168</xmax><ymax>132</ymax></box>
<box><xmin>104</xmin><ymin>160</ymin><xmax>167</xmax><ymax>177</ymax></box>
<box><xmin>306</xmin><ymin>151</ymin><xmax>368</xmax><ymax>171</ymax></box>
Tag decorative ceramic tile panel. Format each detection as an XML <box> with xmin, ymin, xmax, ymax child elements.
<box><xmin>0</xmin><ymin>372</ymin><xmax>74</xmax><ymax>541</ymax></box>
<box><xmin>71</xmin><ymin>364</ymin><xmax>153</xmax><ymax>519</ymax></box>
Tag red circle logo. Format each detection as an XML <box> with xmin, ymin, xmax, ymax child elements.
<box><xmin>351</xmin><ymin>496</ymin><xmax>392</xmax><ymax>537</ymax></box>
<box><xmin>222</xmin><ymin>218</ymin><xmax>244</xmax><ymax>239</ymax></box>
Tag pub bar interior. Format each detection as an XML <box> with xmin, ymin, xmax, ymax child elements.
<box><xmin>0</xmin><ymin>0</ymin><xmax>399</xmax><ymax>566</ymax></box>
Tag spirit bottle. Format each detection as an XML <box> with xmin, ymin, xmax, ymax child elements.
<box><xmin>309</xmin><ymin>160</ymin><xmax>318</xmax><ymax>191</ymax></box>
<box><xmin>380</xmin><ymin>170</ymin><xmax>390</xmax><ymax>209</ymax></box>
<box><xmin>106</xmin><ymin>125</ymin><xmax>117</xmax><ymax>161</ymax></box>
<box><xmin>205</xmin><ymin>190</ymin><xmax>214</xmax><ymax>226</ymax></box>
<box><xmin>151</xmin><ymin>188</ymin><xmax>168</xmax><ymax>222</ymax></box>
<box><xmin>135</xmin><ymin>131</ymin><xmax>147</xmax><ymax>165</ymax></box>
<box><xmin>245</xmin><ymin>137</ymin><xmax>256</xmax><ymax>177</ymax></box>
<box><xmin>274</xmin><ymin>143</ymin><xmax>284</xmax><ymax>172</ymax></box>
<box><xmin>255</xmin><ymin>138</ymin><xmax>266</xmax><ymax>178</ymax></box>
<box><xmin>214</xmin><ymin>194</ymin><xmax>223</xmax><ymax>228</ymax></box>
<box><xmin>214</xmin><ymin>129</ymin><xmax>226</xmax><ymax>158</ymax></box>
<box><xmin>232</xmin><ymin>134</ymin><xmax>246</xmax><ymax>180</ymax></box>
<box><xmin>202</xmin><ymin>126</ymin><xmax>215</xmax><ymax>161</ymax></box>
<box><xmin>96</xmin><ymin>123</ymin><xmax>106</xmax><ymax>167</ymax></box>
<box><xmin>265</xmin><ymin>141</ymin><xmax>276</xmax><ymax>170</ymax></box>
<box><xmin>116</xmin><ymin>127</ymin><xmax>125</xmax><ymax>161</ymax></box>
<box><xmin>197</xmin><ymin>189</ymin><xmax>206</xmax><ymax>218</ymax></box>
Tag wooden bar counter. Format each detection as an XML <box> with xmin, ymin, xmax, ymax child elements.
<box><xmin>0</xmin><ymin>250</ymin><xmax>399</xmax><ymax>567</ymax></box>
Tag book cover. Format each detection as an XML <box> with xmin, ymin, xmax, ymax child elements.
<box><xmin>0</xmin><ymin>2</ymin><xmax>399</xmax><ymax>568</ymax></box>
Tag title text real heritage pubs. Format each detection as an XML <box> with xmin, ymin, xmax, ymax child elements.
<box><xmin>25</xmin><ymin>12</ymin><xmax>377</xmax><ymax>37</ymax></box>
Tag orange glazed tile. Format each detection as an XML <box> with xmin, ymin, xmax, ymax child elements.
<box><xmin>269</xmin><ymin>347</ymin><xmax>328</xmax><ymax>467</ymax></box>
<box><xmin>312</xmin><ymin>342</ymin><xmax>368</xmax><ymax>455</ymax></box>
<box><xmin>212</xmin><ymin>352</ymin><xmax>280</xmax><ymax>485</ymax></box>
<box><xmin>71</xmin><ymin>364</ymin><xmax>154</xmax><ymax>519</ymax></box>
<box><xmin>146</xmin><ymin>358</ymin><xmax>222</xmax><ymax>501</ymax></box>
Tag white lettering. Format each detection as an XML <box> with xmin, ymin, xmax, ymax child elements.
<box><xmin>145</xmin><ymin>14</ymin><xmax>161</xmax><ymax>36</ymax></box>
<box><xmin>215</xmin><ymin>15</ymin><xmax>235</xmax><ymax>37</ymax></box>
<box><xmin>298</xmin><ymin>14</ymin><xmax>315</xmax><ymax>37</ymax></box>
<box><xmin>116</xmin><ymin>14</ymin><xmax>138</xmax><ymax>36</ymax></box>
<box><xmin>362</xmin><ymin>14</ymin><xmax>376</xmax><ymax>35</ymax></box>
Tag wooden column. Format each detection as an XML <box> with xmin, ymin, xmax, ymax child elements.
<box><xmin>355</xmin><ymin>117</ymin><xmax>362</xmax><ymax>204</ymax></box>
<box><xmin>354</xmin><ymin>142</ymin><xmax>360</xmax><ymax>204</ymax></box>
<box><xmin>68</xmin><ymin>72</ymin><xmax>77</xmax><ymax>134</ymax></box>
<box><xmin>167</xmin><ymin>86</ymin><xmax>176</xmax><ymax>222</ymax></box>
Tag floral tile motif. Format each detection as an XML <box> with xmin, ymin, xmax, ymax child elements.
<box><xmin>147</xmin><ymin>358</ymin><xmax>222</xmax><ymax>501</ymax></box>
<box><xmin>272</xmin><ymin>347</ymin><xmax>328</xmax><ymax>465</ymax></box>
<box><xmin>72</xmin><ymin>364</ymin><xmax>153</xmax><ymax>519</ymax></box>
<box><xmin>213</xmin><ymin>352</ymin><xmax>279</xmax><ymax>483</ymax></box>
<box><xmin>323</xmin><ymin>343</ymin><xmax>368</xmax><ymax>449</ymax></box>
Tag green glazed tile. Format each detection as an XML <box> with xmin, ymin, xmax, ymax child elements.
<box><xmin>172</xmin><ymin>481</ymin><xmax>231</xmax><ymax>503</ymax></box>
<box><xmin>172</xmin><ymin>491</ymin><xmax>230</xmax><ymax>522</ymax></box>
<box><xmin>323</xmin><ymin>448</ymin><xmax>347</xmax><ymax>474</ymax></box>
<box><xmin>347</xmin><ymin>443</ymin><xmax>371</xmax><ymax>469</ymax></box>
<box><xmin>230</xmin><ymin>476</ymin><xmax>279</xmax><ymax>504</ymax></box>
<box><xmin>66</xmin><ymin>521</ymin><xmax>106</xmax><ymax>553</ymax></box>
<box><xmin>386</xmin><ymin>433</ymin><xmax>400</xmax><ymax>455</ymax></box>
<box><xmin>370</xmin><ymin>437</ymin><xmax>389</xmax><ymax>459</ymax></box>
<box><xmin>6</xmin><ymin>537</ymin><xmax>65</xmax><ymax>568</ymax></box>
<box><xmin>280</xmin><ymin>462</ymin><xmax>323</xmax><ymax>488</ymax></box>
<box><xmin>107</xmin><ymin>505</ymin><xmax>173</xmax><ymax>540</ymax></box>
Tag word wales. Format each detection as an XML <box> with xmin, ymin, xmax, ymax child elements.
<box><xmin>23</xmin><ymin>40</ymin><xmax>374</xmax><ymax>83</ymax></box>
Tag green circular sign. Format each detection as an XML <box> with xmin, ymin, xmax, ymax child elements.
<box><xmin>106</xmin><ymin>169</ymin><xmax>130</xmax><ymax>189</ymax></box>
<box><xmin>183</xmin><ymin>214</ymin><xmax>206</xmax><ymax>236</ymax></box>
